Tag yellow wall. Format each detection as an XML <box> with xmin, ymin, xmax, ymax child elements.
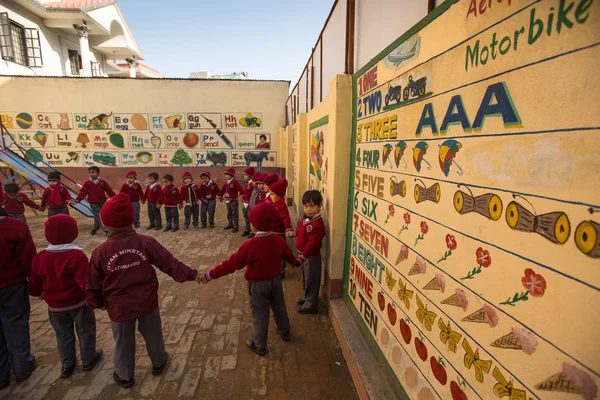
<box><xmin>290</xmin><ymin>114</ymin><xmax>308</xmax><ymax>213</ymax></box>
<box><xmin>345</xmin><ymin>0</ymin><xmax>600</xmax><ymax>399</ymax></box>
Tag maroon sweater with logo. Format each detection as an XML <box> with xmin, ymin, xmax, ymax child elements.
<box><xmin>206</xmin><ymin>232</ymin><xmax>296</xmax><ymax>282</ymax></box>
<box><xmin>242</xmin><ymin>181</ymin><xmax>253</xmax><ymax>203</ymax></box>
<box><xmin>180</xmin><ymin>183</ymin><xmax>201</xmax><ymax>206</ymax></box>
<box><xmin>271</xmin><ymin>198</ymin><xmax>293</xmax><ymax>233</ymax></box>
<box><xmin>76</xmin><ymin>179</ymin><xmax>115</xmax><ymax>203</ymax></box>
<box><xmin>219</xmin><ymin>178</ymin><xmax>244</xmax><ymax>200</ymax></box>
<box><xmin>41</xmin><ymin>184</ymin><xmax>72</xmax><ymax>209</ymax></box>
<box><xmin>145</xmin><ymin>182</ymin><xmax>163</xmax><ymax>203</ymax></box>
<box><xmin>199</xmin><ymin>181</ymin><xmax>220</xmax><ymax>202</ymax></box>
<box><xmin>0</xmin><ymin>217</ymin><xmax>37</xmax><ymax>288</ymax></box>
<box><xmin>120</xmin><ymin>182</ymin><xmax>146</xmax><ymax>202</ymax></box>
<box><xmin>295</xmin><ymin>214</ymin><xmax>326</xmax><ymax>262</ymax></box>
<box><xmin>159</xmin><ymin>185</ymin><xmax>181</xmax><ymax>207</ymax></box>
<box><xmin>87</xmin><ymin>229</ymin><xmax>198</xmax><ymax>322</ymax></box>
<box><xmin>3</xmin><ymin>192</ymin><xmax>40</xmax><ymax>214</ymax></box>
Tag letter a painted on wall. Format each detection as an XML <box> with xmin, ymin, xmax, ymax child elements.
<box><xmin>472</xmin><ymin>82</ymin><xmax>522</xmax><ymax>131</ymax></box>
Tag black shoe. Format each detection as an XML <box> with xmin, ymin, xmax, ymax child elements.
<box><xmin>90</xmin><ymin>229</ymin><xmax>97</xmax><ymax>235</ymax></box>
<box><xmin>15</xmin><ymin>363</ymin><xmax>36</xmax><ymax>383</ymax></box>
<box><xmin>163</xmin><ymin>227</ymin><xmax>171</xmax><ymax>232</ymax></box>
<box><xmin>224</xmin><ymin>226</ymin><xmax>232</xmax><ymax>230</ymax></box>
<box><xmin>171</xmin><ymin>228</ymin><xmax>179</xmax><ymax>232</ymax></box>
<box><xmin>210</xmin><ymin>225</ymin><xmax>215</xmax><ymax>229</ymax></box>
<box><xmin>275</xmin><ymin>328</ymin><xmax>291</xmax><ymax>342</ymax></box>
<box><xmin>246</xmin><ymin>338</ymin><xmax>266</xmax><ymax>356</ymax></box>
<box><xmin>154</xmin><ymin>226</ymin><xmax>163</xmax><ymax>231</ymax></box>
<box><xmin>247</xmin><ymin>233</ymin><xmax>255</xmax><ymax>239</ymax></box>
<box><xmin>152</xmin><ymin>353</ymin><xmax>169</xmax><ymax>376</ymax></box>
<box><xmin>146</xmin><ymin>225</ymin><xmax>156</xmax><ymax>230</ymax></box>
<box><xmin>231</xmin><ymin>229</ymin><xmax>238</xmax><ymax>233</ymax></box>
<box><xmin>0</xmin><ymin>380</ymin><xmax>8</xmax><ymax>390</ymax></box>
<box><xmin>60</xmin><ymin>364</ymin><xmax>75</xmax><ymax>379</ymax></box>
<box><xmin>134</xmin><ymin>224</ymin><xmax>141</xmax><ymax>229</ymax></box>
<box><xmin>241</xmin><ymin>231</ymin><xmax>249</xmax><ymax>237</ymax></box>
<box><xmin>82</xmin><ymin>349</ymin><xmax>103</xmax><ymax>372</ymax></box>
<box><xmin>296</xmin><ymin>298</ymin><xmax>305</xmax><ymax>305</ymax></box>
<box><xmin>113</xmin><ymin>371</ymin><xmax>135</xmax><ymax>388</ymax></box>
<box><xmin>297</xmin><ymin>307</ymin><xmax>317</xmax><ymax>315</ymax></box>
<box><xmin>193</xmin><ymin>225</ymin><xmax>199</xmax><ymax>229</ymax></box>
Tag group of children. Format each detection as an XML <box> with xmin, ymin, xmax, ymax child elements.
<box><xmin>0</xmin><ymin>165</ymin><xmax>327</xmax><ymax>389</ymax></box>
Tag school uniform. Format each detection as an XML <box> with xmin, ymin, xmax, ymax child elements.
<box><xmin>3</xmin><ymin>192</ymin><xmax>40</xmax><ymax>222</ymax></box>
<box><xmin>159</xmin><ymin>184</ymin><xmax>181</xmax><ymax>231</ymax></box>
<box><xmin>144</xmin><ymin>182</ymin><xmax>163</xmax><ymax>229</ymax></box>
<box><xmin>0</xmin><ymin>216</ymin><xmax>37</xmax><ymax>384</ymax></box>
<box><xmin>181</xmin><ymin>182</ymin><xmax>201</xmax><ymax>229</ymax></box>
<box><xmin>76</xmin><ymin>178</ymin><xmax>115</xmax><ymax>234</ymax></box>
<box><xmin>270</xmin><ymin>180</ymin><xmax>293</xmax><ymax>278</ymax></box>
<box><xmin>199</xmin><ymin>173</ymin><xmax>219</xmax><ymax>228</ymax></box>
<box><xmin>120</xmin><ymin>182</ymin><xmax>145</xmax><ymax>228</ymax></box>
<box><xmin>295</xmin><ymin>213</ymin><xmax>326</xmax><ymax>312</ymax></box>
<box><xmin>41</xmin><ymin>184</ymin><xmax>72</xmax><ymax>217</ymax></box>
<box><xmin>219</xmin><ymin>169</ymin><xmax>244</xmax><ymax>231</ymax></box>
<box><xmin>241</xmin><ymin>168</ymin><xmax>256</xmax><ymax>235</ymax></box>
<box><xmin>88</xmin><ymin>197</ymin><xmax>198</xmax><ymax>382</ymax></box>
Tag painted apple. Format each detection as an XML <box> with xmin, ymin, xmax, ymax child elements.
<box><xmin>377</xmin><ymin>292</ymin><xmax>385</xmax><ymax>311</ymax></box>
<box><xmin>387</xmin><ymin>303</ymin><xmax>397</xmax><ymax>326</ymax></box>
<box><xmin>183</xmin><ymin>133</ymin><xmax>199</xmax><ymax>148</ymax></box>
<box><xmin>415</xmin><ymin>337</ymin><xmax>427</xmax><ymax>361</ymax></box>
<box><xmin>399</xmin><ymin>319</ymin><xmax>412</xmax><ymax>344</ymax></box>
<box><xmin>450</xmin><ymin>381</ymin><xmax>468</xmax><ymax>400</ymax></box>
<box><xmin>430</xmin><ymin>357</ymin><xmax>447</xmax><ymax>385</ymax></box>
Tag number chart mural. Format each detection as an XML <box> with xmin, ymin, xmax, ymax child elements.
<box><xmin>0</xmin><ymin>112</ymin><xmax>277</xmax><ymax>171</ymax></box>
<box><xmin>344</xmin><ymin>1</ymin><xmax>600</xmax><ymax>400</ymax></box>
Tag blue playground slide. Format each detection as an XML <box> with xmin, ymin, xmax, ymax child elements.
<box><xmin>0</xmin><ymin>136</ymin><xmax>93</xmax><ymax>218</ymax></box>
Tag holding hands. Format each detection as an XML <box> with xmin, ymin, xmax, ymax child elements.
<box><xmin>195</xmin><ymin>270</ymin><xmax>209</xmax><ymax>284</ymax></box>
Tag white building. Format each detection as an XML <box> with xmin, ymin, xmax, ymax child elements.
<box><xmin>0</xmin><ymin>0</ymin><xmax>155</xmax><ymax>78</ymax></box>
<box><xmin>189</xmin><ymin>71</ymin><xmax>248</xmax><ymax>80</ymax></box>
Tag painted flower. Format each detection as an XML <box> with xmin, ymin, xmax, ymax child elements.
<box><xmin>483</xmin><ymin>304</ymin><xmax>499</xmax><ymax>328</ymax></box>
<box><xmin>476</xmin><ymin>247</ymin><xmax>492</xmax><ymax>268</ymax></box>
<box><xmin>512</xmin><ymin>326</ymin><xmax>538</xmax><ymax>355</ymax></box>
<box><xmin>445</xmin><ymin>234</ymin><xmax>457</xmax><ymax>250</ymax></box>
<box><xmin>435</xmin><ymin>273</ymin><xmax>446</xmax><ymax>294</ymax></box>
<box><xmin>420</xmin><ymin>221</ymin><xmax>429</xmax><ymax>234</ymax></box>
<box><xmin>455</xmin><ymin>289</ymin><xmax>468</xmax><ymax>312</ymax></box>
<box><xmin>404</xmin><ymin>213</ymin><xmax>411</xmax><ymax>224</ymax></box>
<box><xmin>389</xmin><ymin>205</ymin><xmax>395</xmax><ymax>217</ymax></box>
<box><xmin>562</xmin><ymin>363</ymin><xmax>598</xmax><ymax>400</ymax></box>
<box><xmin>521</xmin><ymin>269</ymin><xmax>547</xmax><ymax>297</ymax></box>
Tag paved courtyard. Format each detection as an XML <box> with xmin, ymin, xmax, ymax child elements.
<box><xmin>2</xmin><ymin>204</ymin><xmax>357</xmax><ymax>400</ymax></box>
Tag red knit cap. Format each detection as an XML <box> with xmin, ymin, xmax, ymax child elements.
<box><xmin>252</xmin><ymin>172</ymin><xmax>260</xmax><ymax>182</ymax></box>
<box><xmin>125</xmin><ymin>170</ymin><xmax>137</xmax><ymax>178</ymax></box>
<box><xmin>225</xmin><ymin>167</ymin><xmax>235</xmax><ymax>176</ymax></box>
<box><xmin>244</xmin><ymin>167</ymin><xmax>255</xmax><ymax>177</ymax></box>
<box><xmin>200</xmin><ymin>171</ymin><xmax>211</xmax><ymax>179</ymax></box>
<box><xmin>249</xmin><ymin>202</ymin><xmax>278</xmax><ymax>232</ymax></box>
<box><xmin>270</xmin><ymin>179</ymin><xmax>288</xmax><ymax>198</ymax></box>
<box><xmin>45</xmin><ymin>214</ymin><xmax>78</xmax><ymax>245</ymax></box>
<box><xmin>256</xmin><ymin>174</ymin><xmax>266</xmax><ymax>184</ymax></box>
<box><xmin>182</xmin><ymin>171</ymin><xmax>193</xmax><ymax>179</ymax></box>
<box><xmin>100</xmin><ymin>193</ymin><xmax>134</xmax><ymax>230</ymax></box>
<box><xmin>264</xmin><ymin>173</ymin><xmax>279</xmax><ymax>187</ymax></box>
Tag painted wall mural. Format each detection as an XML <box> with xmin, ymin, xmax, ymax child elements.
<box><xmin>309</xmin><ymin>115</ymin><xmax>329</xmax><ymax>222</ymax></box>
<box><xmin>345</xmin><ymin>1</ymin><xmax>600</xmax><ymax>400</ymax></box>
<box><xmin>0</xmin><ymin>112</ymin><xmax>276</xmax><ymax>170</ymax></box>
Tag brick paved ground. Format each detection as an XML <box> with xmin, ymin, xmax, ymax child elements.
<box><xmin>1</xmin><ymin>204</ymin><xmax>357</xmax><ymax>400</ymax></box>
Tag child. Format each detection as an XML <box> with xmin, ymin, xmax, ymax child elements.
<box><xmin>0</xmin><ymin>207</ymin><xmax>37</xmax><ymax>388</ymax></box>
<box><xmin>263</xmin><ymin>174</ymin><xmax>279</xmax><ymax>203</ymax></box>
<box><xmin>219</xmin><ymin>167</ymin><xmax>244</xmax><ymax>233</ymax></box>
<box><xmin>180</xmin><ymin>172</ymin><xmax>200</xmax><ymax>230</ymax></box>
<box><xmin>247</xmin><ymin>172</ymin><xmax>262</xmax><ymax>239</ymax></box>
<box><xmin>256</xmin><ymin>174</ymin><xmax>267</xmax><ymax>203</ymax></box>
<box><xmin>157</xmin><ymin>174</ymin><xmax>182</xmax><ymax>232</ymax></box>
<box><xmin>291</xmin><ymin>190</ymin><xmax>326</xmax><ymax>314</ymax></box>
<box><xmin>41</xmin><ymin>171</ymin><xmax>73</xmax><ymax>217</ymax></box>
<box><xmin>144</xmin><ymin>172</ymin><xmax>163</xmax><ymax>231</ymax></box>
<box><xmin>270</xmin><ymin>179</ymin><xmax>294</xmax><ymax>278</ymax></box>
<box><xmin>3</xmin><ymin>183</ymin><xmax>40</xmax><ymax>222</ymax></box>
<box><xmin>29</xmin><ymin>215</ymin><xmax>102</xmax><ymax>379</ymax></box>
<box><xmin>199</xmin><ymin>171</ymin><xmax>219</xmax><ymax>228</ymax></box>
<box><xmin>75</xmin><ymin>166</ymin><xmax>115</xmax><ymax>235</ymax></box>
<box><xmin>87</xmin><ymin>193</ymin><xmax>200</xmax><ymax>388</ymax></box>
<box><xmin>241</xmin><ymin>167</ymin><xmax>255</xmax><ymax>237</ymax></box>
<box><xmin>199</xmin><ymin>202</ymin><xmax>299</xmax><ymax>356</ymax></box>
<box><xmin>120</xmin><ymin>170</ymin><xmax>145</xmax><ymax>229</ymax></box>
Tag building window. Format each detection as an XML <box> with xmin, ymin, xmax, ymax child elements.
<box><xmin>0</xmin><ymin>13</ymin><xmax>43</xmax><ymax>68</ymax></box>
<box><xmin>69</xmin><ymin>49</ymin><xmax>81</xmax><ymax>75</ymax></box>
<box><xmin>91</xmin><ymin>61</ymin><xmax>101</xmax><ymax>77</ymax></box>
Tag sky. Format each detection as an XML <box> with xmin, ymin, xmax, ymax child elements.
<box><xmin>117</xmin><ymin>0</ymin><xmax>335</xmax><ymax>83</ymax></box>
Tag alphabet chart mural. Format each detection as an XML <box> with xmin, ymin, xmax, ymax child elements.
<box><xmin>344</xmin><ymin>1</ymin><xmax>600</xmax><ymax>399</ymax></box>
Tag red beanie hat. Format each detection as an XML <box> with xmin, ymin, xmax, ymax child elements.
<box><xmin>256</xmin><ymin>174</ymin><xmax>266</xmax><ymax>184</ymax></box>
<box><xmin>200</xmin><ymin>171</ymin><xmax>211</xmax><ymax>179</ymax></box>
<box><xmin>270</xmin><ymin>179</ymin><xmax>288</xmax><ymax>198</ymax></box>
<box><xmin>225</xmin><ymin>167</ymin><xmax>235</xmax><ymax>176</ymax></box>
<box><xmin>100</xmin><ymin>193</ymin><xmax>134</xmax><ymax>230</ymax></box>
<box><xmin>264</xmin><ymin>173</ymin><xmax>279</xmax><ymax>187</ymax></box>
<box><xmin>45</xmin><ymin>214</ymin><xmax>78</xmax><ymax>245</ymax></box>
<box><xmin>244</xmin><ymin>167</ymin><xmax>255</xmax><ymax>177</ymax></box>
<box><xmin>252</xmin><ymin>172</ymin><xmax>261</xmax><ymax>182</ymax></box>
<box><xmin>125</xmin><ymin>170</ymin><xmax>137</xmax><ymax>178</ymax></box>
<box><xmin>249</xmin><ymin>202</ymin><xmax>278</xmax><ymax>232</ymax></box>
<box><xmin>182</xmin><ymin>171</ymin><xmax>193</xmax><ymax>179</ymax></box>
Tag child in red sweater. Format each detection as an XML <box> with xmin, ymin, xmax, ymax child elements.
<box><xmin>41</xmin><ymin>171</ymin><xmax>73</xmax><ymax>217</ymax></box>
<box><xmin>180</xmin><ymin>171</ymin><xmax>201</xmax><ymax>230</ymax></box>
<box><xmin>263</xmin><ymin>173</ymin><xmax>279</xmax><ymax>203</ymax></box>
<box><xmin>246</xmin><ymin>172</ymin><xmax>262</xmax><ymax>239</ymax></box>
<box><xmin>119</xmin><ymin>170</ymin><xmax>145</xmax><ymax>229</ymax></box>
<box><xmin>157</xmin><ymin>174</ymin><xmax>183</xmax><ymax>232</ymax></box>
<box><xmin>241</xmin><ymin>167</ymin><xmax>255</xmax><ymax>237</ymax></box>
<box><xmin>199</xmin><ymin>171</ymin><xmax>219</xmax><ymax>228</ymax></box>
<box><xmin>199</xmin><ymin>202</ymin><xmax>299</xmax><ymax>356</ymax></box>
<box><xmin>3</xmin><ymin>183</ymin><xmax>40</xmax><ymax>222</ymax></box>
<box><xmin>87</xmin><ymin>194</ymin><xmax>200</xmax><ymax>388</ymax></box>
<box><xmin>144</xmin><ymin>172</ymin><xmax>163</xmax><ymax>231</ymax></box>
<box><xmin>29</xmin><ymin>215</ymin><xmax>102</xmax><ymax>379</ymax></box>
<box><xmin>290</xmin><ymin>190</ymin><xmax>326</xmax><ymax>314</ymax></box>
<box><xmin>270</xmin><ymin>179</ymin><xmax>294</xmax><ymax>278</ymax></box>
<box><xmin>75</xmin><ymin>166</ymin><xmax>115</xmax><ymax>236</ymax></box>
<box><xmin>219</xmin><ymin>167</ymin><xmax>244</xmax><ymax>233</ymax></box>
<box><xmin>256</xmin><ymin>174</ymin><xmax>267</xmax><ymax>203</ymax></box>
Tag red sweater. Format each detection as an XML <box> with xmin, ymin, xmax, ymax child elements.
<box><xmin>76</xmin><ymin>179</ymin><xmax>115</xmax><ymax>203</ymax></box>
<box><xmin>159</xmin><ymin>185</ymin><xmax>181</xmax><ymax>207</ymax></box>
<box><xmin>242</xmin><ymin>181</ymin><xmax>253</xmax><ymax>203</ymax></box>
<box><xmin>0</xmin><ymin>217</ymin><xmax>37</xmax><ymax>288</ymax></box>
<box><xmin>207</xmin><ymin>232</ymin><xmax>296</xmax><ymax>282</ymax></box>
<box><xmin>87</xmin><ymin>229</ymin><xmax>198</xmax><ymax>322</ymax></box>
<box><xmin>199</xmin><ymin>181</ymin><xmax>220</xmax><ymax>201</ymax></box>
<box><xmin>180</xmin><ymin>184</ymin><xmax>201</xmax><ymax>206</ymax></box>
<box><xmin>29</xmin><ymin>247</ymin><xmax>88</xmax><ymax>313</ymax></box>
<box><xmin>145</xmin><ymin>182</ymin><xmax>163</xmax><ymax>203</ymax></box>
<box><xmin>219</xmin><ymin>178</ymin><xmax>244</xmax><ymax>200</ymax></box>
<box><xmin>3</xmin><ymin>193</ymin><xmax>40</xmax><ymax>214</ymax></box>
<box><xmin>295</xmin><ymin>214</ymin><xmax>326</xmax><ymax>262</ymax></box>
<box><xmin>258</xmin><ymin>191</ymin><xmax>267</xmax><ymax>203</ymax></box>
<box><xmin>272</xmin><ymin>198</ymin><xmax>293</xmax><ymax>233</ymax></box>
<box><xmin>41</xmin><ymin>184</ymin><xmax>72</xmax><ymax>208</ymax></box>
<box><xmin>120</xmin><ymin>182</ymin><xmax>145</xmax><ymax>202</ymax></box>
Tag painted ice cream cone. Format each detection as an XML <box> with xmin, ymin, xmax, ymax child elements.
<box><xmin>422</xmin><ymin>277</ymin><xmax>440</xmax><ymax>290</ymax></box>
<box><xmin>461</xmin><ymin>308</ymin><xmax>487</xmax><ymax>323</ymax></box>
<box><xmin>536</xmin><ymin>372</ymin><xmax>579</xmax><ymax>394</ymax></box>
<box><xmin>490</xmin><ymin>332</ymin><xmax>521</xmax><ymax>350</ymax></box>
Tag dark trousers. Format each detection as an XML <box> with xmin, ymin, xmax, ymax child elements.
<box><xmin>8</xmin><ymin>214</ymin><xmax>26</xmax><ymax>223</ymax></box>
<box><xmin>110</xmin><ymin>308</ymin><xmax>168</xmax><ymax>381</ymax></box>
<box><xmin>132</xmin><ymin>201</ymin><xmax>140</xmax><ymax>227</ymax></box>
<box><xmin>0</xmin><ymin>281</ymin><xmax>35</xmax><ymax>383</ymax></box>
<box><xmin>164</xmin><ymin>207</ymin><xmax>179</xmax><ymax>229</ymax></box>
<box><xmin>200</xmin><ymin>200</ymin><xmax>216</xmax><ymax>227</ymax></box>
<box><xmin>90</xmin><ymin>202</ymin><xmax>107</xmax><ymax>232</ymax></box>
<box><xmin>184</xmin><ymin>204</ymin><xmax>199</xmax><ymax>228</ymax></box>
<box><xmin>248</xmin><ymin>276</ymin><xmax>290</xmax><ymax>349</ymax></box>
<box><xmin>226</xmin><ymin>199</ymin><xmax>239</xmax><ymax>229</ymax></box>
<box><xmin>147</xmin><ymin>202</ymin><xmax>162</xmax><ymax>228</ymax></box>
<box><xmin>48</xmin><ymin>206</ymin><xmax>69</xmax><ymax>217</ymax></box>
<box><xmin>242</xmin><ymin>204</ymin><xmax>250</xmax><ymax>233</ymax></box>
<box><xmin>48</xmin><ymin>306</ymin><xmax>97</xmax><ymax>368</ymax></box>
<box><xmin>300</xmin><ymin>255</ymin><xmax>322</xmax><ymax>312</ymax></box>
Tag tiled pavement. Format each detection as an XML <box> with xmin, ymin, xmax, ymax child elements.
<box><xmin>2</xmin><ymin>204</ymin><xmax>357</xmax><ymax>400</ymax></box>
